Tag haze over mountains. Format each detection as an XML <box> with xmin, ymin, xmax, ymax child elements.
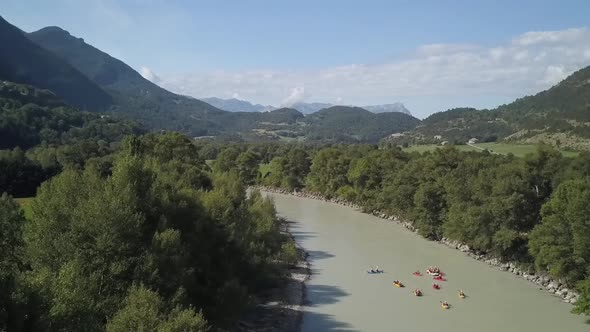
<box><xmin>202</xmin><ymin>97</ymin><xmax>412</xmax><ymax>115</ymax></box>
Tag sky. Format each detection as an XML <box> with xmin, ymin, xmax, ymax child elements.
<box><xmin>4</xmin><ymin>0</ymin><xmax>590</xmax><ymax>118</ymax></box>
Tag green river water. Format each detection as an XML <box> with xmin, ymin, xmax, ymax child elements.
<box><xmin>268</xmin><ymin>193</ymin><xmax>589</xmax><ymax>332</ymax></box>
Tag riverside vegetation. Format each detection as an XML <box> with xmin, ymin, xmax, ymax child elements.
<box><xmin>205</xmin><ymin>142</ymin><xmax>590</xmax><ymax>315</ymax></box>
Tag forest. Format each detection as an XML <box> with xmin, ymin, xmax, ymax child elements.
<box><xmin>0</xmin><ymin>83</ymin><xmax>299</xmax><ymax>331</ymax></box>
<box><xmin>239</xmin><ymin>142</ymin><xmax>590</xmax><ymax>315</ymax></box>
<box><xmin>2</xmin><ymin>80</ymin><xmax>590</xmax><ymax>330</ymax></box>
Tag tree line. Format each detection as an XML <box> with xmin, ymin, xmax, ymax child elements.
<box><xmin>0</xmin><ymin>133</ymin><xmax>299</xmax><ymax>331</ymax></box>
<box><xmin>237</xmin><ymin>142</ymin><xmax>590</xmax><ymax>315</ymax></box>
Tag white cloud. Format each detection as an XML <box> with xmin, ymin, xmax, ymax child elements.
<box><xmin>158</xmin><ymin>27</ymin><xmax>590</xmax><ymax>118</ymax></box>
<box><xmin>539</xmin><ymin>65</ymin><xmax>567</xmax><ymax>85</ymax></box>
<box><xmin>139</xmin><ymin>66</ymin><xmax>161</xmax><ymax>83</ymax></box>
<box><xmin>512</xmin><ymin>28</ymin><xmax>589</xmax><ymax>46</ymax></box>
<box><xmin>281</xmin><ymin>87</ymin><xmax>308</xmax><ymax>106</ymax></box>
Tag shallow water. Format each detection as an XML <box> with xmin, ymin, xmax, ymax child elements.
<box><xmin>268</xmin><ymin>193</ymin><xmax>589</xmax><ymax>332</ymax></box>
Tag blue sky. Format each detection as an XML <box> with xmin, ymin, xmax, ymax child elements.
<box><xmin>4</xmin><ymin>0</ymin><xmax>590</xmax><ymax>117</ymax></box>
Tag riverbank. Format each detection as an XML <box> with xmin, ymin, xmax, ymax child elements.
<box><xmin>236</xmin><ymin>220</ymin><xmax>311</xmax><ymax>332</ymax></box>
<box><xmin>256</xmin><ymin>186</ymin><xmax>579</xmax><ymax>305</ymax></box>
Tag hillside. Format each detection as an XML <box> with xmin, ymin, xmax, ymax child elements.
<box><xmin>27</xmin><ymin>25</ymin><xmax>226</xmax><ymax>136</ymax></box>
<box><xmin>292</xmin><ymin>102</ymin><xmax>412</xmax><ymax>115</ymax></box>
<box><xmin>393</xmin><ymin>65</ymin><xmax>590</xmax><ymax>149</ymax></box>
<box><xmin>0</xmin><ymin>81</ymin><xmax>142</xmax><ymax>150</ymax></box>
<box><xmin>303</xmin><ymin>106</ymin><xmax>420</xmax><ymax>142</ymax></box>
<box><xmin>0</xmin><ymin>21</ymin><xmax>419</xmax><ymax>142</ymax></box>
<box><xmin>0</xmin><ymin>16</ymin><xmax>112</xmax><ymax>111</ymax></box>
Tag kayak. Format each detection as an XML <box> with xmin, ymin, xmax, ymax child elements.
<box><xmin>367</xmin><ymin>270</ymin><xmax>384</xmax><ymax>274</ymax></box>
<box><xmin>412</xmin><ymin>271</ymin><xmax>422</xmax><ymax>276</ymax></box>
<box><xmin>413</xmin><ymin>290</ymin><xmax>423</xmax><ymax>296</ymax></box>
<box><xmin>441</xmin><ymin>303</ymin><xmax>450</xmax><ymax>309</ymax></box>
<box><xmin>459</xmin><ymin>293</ymin><xmax>466</xmax><ymax>299</ymax></box>
<box><xmin>432</xmin><ymin>284</ymin><xmax>441</xmax><ymax>290</ymax></box>
<box><xmin>393</xmin><ymin>281</ymin><xmax>404</xmax><ymax>288</ymax></box>
<box><xmin>433</xmin><ymin>276</ymin><xmax>446</xmax><ymax>281</ymax></box>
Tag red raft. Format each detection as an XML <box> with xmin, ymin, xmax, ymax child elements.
<box><xmin>412</xmin><ymin>271</ymin><xmax>422</xmax><ymax>276</ymax></box>
<box><xmin>433</xmin><ymin>276</ymin><xmax>447</xmax><ymax>281</ymax></box>
<box><xmin>432</xmin><ymin>283</ymin><xmax>441</xmax><ymax>290</ymax></box>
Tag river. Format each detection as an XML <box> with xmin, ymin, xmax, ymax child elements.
<box><xmin>268</xmin><ymin>192</ymin><xmax>589</xmax><ymax>332</ymax></box>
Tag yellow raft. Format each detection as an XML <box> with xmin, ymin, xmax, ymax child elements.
<box><xmin>441</xmin><ymin>302</ymin><xmax>450</xmax><ymax>309</ymax></box>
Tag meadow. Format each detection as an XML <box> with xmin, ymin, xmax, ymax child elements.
<box><xmin>403</xmin><ymin>143</ymin><xmax>579</xmax><ymax>158</ymax></box>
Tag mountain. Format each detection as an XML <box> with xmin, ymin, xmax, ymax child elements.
<box><xmin>303</xmin><ymin>106</ymin><xmax>420</xmax><ymax>142</ymax></box>
<box><xmin>11</xmin><ymin>18</ymin><xmax>416</xmax><ymax>143</ymax></box>
<box><xmin>289</xmin><ymin>102</ymin><xmax>334</xmax><ymax>114</ymax></box>
<box><xmin>392</xmin><ymin>64</ymin><xmax>590</xmax><ymax>149</ymax></box>
<box><xmin>27</xmin><ymin>25</ymin><xmax>226</xmax><ymax>136</ymax></box>
<box><xmin>291</xmin><ymin>102</ymin><xmax>412</xmax><ymax>115</ymax></box>
<box><xmin>203</xmin><ymin>97</ymin><xmax>413</xmax><ymax>116</ymax></box>
<box><xmin>363</xmin><ymin>103</ymin><xmax>411</xmax><ymax>115</ymax></box>
<box><xmin>0</xmin><ymin>80</ymin><xmax>142</xmax><ymax>150</ymax></box>
<box><xmin>0</xmin><ymin>16</ymin><xmax>112</xmax><ymax>111</ymax></box>
<box><xmin>201</xmin><ymin>97</ymin><xmax>274</xmax><ymax>112</ymax></box>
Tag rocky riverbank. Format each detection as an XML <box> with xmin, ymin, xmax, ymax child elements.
<box><xmin>236</xmin><ymin>220</ymin><xmax>311</xmax><ymax>332</ymax></box>
<box><xmin>257</xmin><ymin>186</ymin><xmax>580</xmax><ymax>305</ymax></box>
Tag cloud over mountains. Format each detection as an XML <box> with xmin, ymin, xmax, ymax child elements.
<box><xmin>155</xmin><ymin>27</ymin><xmax>590</xmax><ymax>117</ymax></box>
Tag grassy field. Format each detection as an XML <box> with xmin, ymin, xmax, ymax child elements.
<box><xmin>403</xmin><ymin>143</ymin><xmax>579</xmax><ymax>158</ymax></box>
<box><xmin>15</xmin><ymin>197</ymin><xmax>33</xmax><ymax>219</ymax></box>
<box><xmin>259</xmin><ymin>163</ymin><xmax>272</xmax><ymax>178</ymax></box>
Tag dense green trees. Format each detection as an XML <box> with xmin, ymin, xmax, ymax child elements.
<box><xmin>0</xmin><ymin>133</ymin><xmax>299</xmax><ymax>330</ymax></box>
<box><xmin>262</xmin><ymin>148</ymin><xmax>311</xmax><ymax>190</ymax></box>
<box><xmin>260</xmin><ymin>143</ymin><xmax>590</xmax><ymax>314</ymax></box>
<box><xmin>529</xmin><ymin>179</ymin><xmax>590</xmax><ymax>283</ymax></box>
<box><xmin>0</xmin><ymin>81</ymin><xmax>143</xmax><ymax>197</ymax></box>
<box><xmin>0</xmin><ymin>194</ymin><xmax>26</xmax><ymax>331</ymax></box>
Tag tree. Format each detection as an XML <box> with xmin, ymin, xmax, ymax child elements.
<box><xmin>306</xmin><ymin>148</ymin><xmax>350</xmax><ymax>197</ymax></box>
<box><xmin>529</xmin><ymin>179</ymin><xmax>590</xmax><ymax>283</ymax></box>
<box><xmin>573</xmin><ymin>278</ymin><xmax>590</xmax><ymax>316</ymax></box>
<box><xmin>106</xmin><ymin>286</ymin><xmax>164</xmax><ymax>332</ymax></box>
<box><xmin>413</xmin><ymin>181</ymin><xmax>446</xmax><ymax>239</ymax></box>
<box><xmin>236</xmin><ymin>150</ymin><xmax>260</xmax><ymax>184</ymax></box>
<box><xmin>0</xmin><ymin>194</ymin><xmax>25</xmax><ymax>330</ymax></box>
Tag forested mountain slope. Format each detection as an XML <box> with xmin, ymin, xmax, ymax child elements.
<box><xmin>303</xmin><ymin>106</ymin><xmax>420</xmax><ymax>142</ymax></box>
<box><xmin>394</xmin><ymin>65</ymin><xmax>590</xmax><ymax>149</ymax></box>
<box><xmin>0</xmin><ymin>16</ymin><xmax>112</xmax><ymax>111</ymax></box>
<box><xmin>28</xmin><ymin>25</ymin><xmax>227</xmax><ymax>136</ymax></box>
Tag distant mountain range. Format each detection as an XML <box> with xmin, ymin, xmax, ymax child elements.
<box><xmin>202</xmin><ymin>97</ymin><xmax>412</xmax><ymax>115</ymax></box>
<box><xmin>201</xmin><ymin>97</ymin><xmax>274</xmax><ymax>113</ymax></box>
<box><xmin>3</xmin><ymin>14</ymin><xmax>590</xmax><ymax>147</ymax></box>
<box><xmin>0</xmin><ymin>15</ymin><xmax>418</xmax><ymax>143</ymax></box>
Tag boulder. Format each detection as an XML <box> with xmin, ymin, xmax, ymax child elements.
<box><xmin>558</xmin><ymin>288</ymin><xmax>569</xmax><ymax>298</ymax></box>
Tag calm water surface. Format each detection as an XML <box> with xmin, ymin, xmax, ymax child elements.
<box><xmin>268</xmin><ymin>193</ymin><xmax>589</xmax><ymax>332</ymax></box>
